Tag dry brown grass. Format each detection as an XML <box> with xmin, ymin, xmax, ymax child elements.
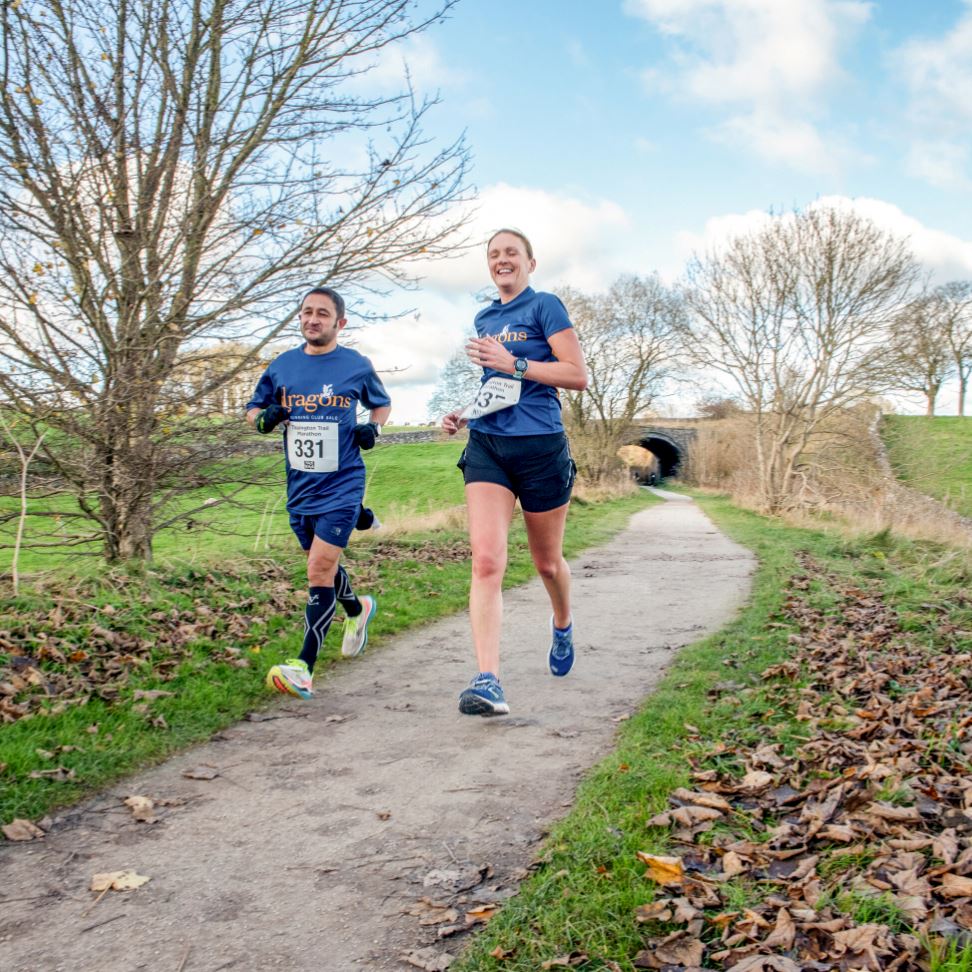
<box><xmin>573</xmin><ymin>469</ymin><xmax>641</xmax><ymax>503</ymax></box>
<box><xmin>680</xmin><ymin>407</ymin><xmax>972</xmax><ymax>549</ymax></box>
<box><xmin>347</xmin><ymin>502</ymin><xmax>468</xmax><ymax>540</ymax></box>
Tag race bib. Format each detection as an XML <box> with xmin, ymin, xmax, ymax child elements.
<box><xmin>286</xmin><ymin>421</ymin><xmax>339</xmax><ymax>473</ymax></box>
<box><xmin>459</xmin><ymin>376</ymin><xmax>522</xmax><ymax>421</ymax></box>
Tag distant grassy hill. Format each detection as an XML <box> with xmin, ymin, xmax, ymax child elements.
<box><xmin>881</xmin><ymin>415</ymin><xmax>972</xmax><ymax>518</ymax></box>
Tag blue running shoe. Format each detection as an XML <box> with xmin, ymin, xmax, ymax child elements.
<box><xmin>548</xmin><ymin>616</ymin><xmax>574</xmax><ymax>677</ymax></box>
<box><xmin>458</xmin><ymin>672</ymin><xmax>509</xmax><ymax>716</ymax></box>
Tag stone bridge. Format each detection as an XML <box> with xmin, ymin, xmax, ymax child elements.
<box><xmin>627</xmin><ymin>423</ymin><xmax>698</xmax><ymax>479</ymax></box>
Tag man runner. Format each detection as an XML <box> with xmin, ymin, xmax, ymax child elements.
<box><xmin>246</xmin><ymin>286</ymin><xmax>391</xmax><ymax>699</ymax></box>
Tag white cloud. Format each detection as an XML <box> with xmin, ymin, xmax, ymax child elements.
<box><xmin>894</xmin><ymin>3</ymin><xmax>972</xmax><ymax>188</ymax></box>
<box><xmin>408</xmin><ymin>182</ymin><xmax>634</xmax><ymax>296</ymax></box>
<box><xmin>713</xmin><ymin>111</ymin><xmax>837</xmax><ymax>174</ymax></box>
<box><xmin>624</xmin><ymin>0</ymin><xmax>871</xmax><ymax>171</ymax></box>
<box><xmin>674</xmin><ymin>195</ymin><xmax>972</xmax><ymax>283</ymax></box>
<box><xmin>905</xmin><ymin>140</ymin><xmax>971</xmax><ymax>191</ymax></box>
<box><xmin>896</xmin><ymin>3</ymin><xmax>972</xmax><ymax>129</ymax></box>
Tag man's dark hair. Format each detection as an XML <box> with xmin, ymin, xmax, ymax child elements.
<box><xmin>301</xmin><ymin>286</ymin><xmax>345</xmax><ymax>320</ymax></box>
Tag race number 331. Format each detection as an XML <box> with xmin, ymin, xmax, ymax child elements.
<box><xmin>286</xmin><ymin>422</ymin><xmax>339</xmax><ymax>473</ymax></box>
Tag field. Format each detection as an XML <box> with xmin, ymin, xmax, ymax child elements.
<box><xmin>0</xmin><ymin>439</ymin><xmax>468</xmax><ymax>575</ymax></box>
<box><xmin>881</xmin><ymin>415</ymin><xmax>972</xmax><ymax>518</ymax></box>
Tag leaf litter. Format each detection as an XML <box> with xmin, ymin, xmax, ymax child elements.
<box><xmin>632</xmin><ymin>553</ymin><xmax>972</xmax><ymax>970</ymax></box>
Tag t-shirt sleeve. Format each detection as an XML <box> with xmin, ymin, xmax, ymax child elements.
<box><xmin>245</xmin><ymin>368</ymin><xmax>276</xmax><ymax>412</ymax></box>
<box><xmin>359</xmin><ymin>360</ymin><xmax>392</xmax><ymax>411</ymax></box>
<box><xmin>538</xmin><ymin>293</ymin><xmax>573</xmax><ymax>340</ymax></box>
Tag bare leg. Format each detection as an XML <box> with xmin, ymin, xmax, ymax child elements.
<box><xmin>465</xmin><ymin>482</ymin><xmax>517</xmax><ymax>675</ymax></box>
<box><xmin>305</xmin><ymin>537</ymin><xmax>341</xmax><ymax>587</ymax></box>
<box><xmin>522</xmin><ymin>502</ymin><xmax>571</xmax><ymax>628</ymax></box>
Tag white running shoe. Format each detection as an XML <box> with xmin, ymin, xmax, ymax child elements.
<box><xmin>341</xmin><ymin>596</ymin><xmax>377</xmax><ymax>657</ymax></box>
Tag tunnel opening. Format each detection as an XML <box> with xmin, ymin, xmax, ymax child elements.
<box><xmin>640</xmin><ymin>435</ymin><xmax>682</xmax><ymax>479</ymax></box>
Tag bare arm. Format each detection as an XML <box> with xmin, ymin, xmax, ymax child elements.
<box><xmin>465</xmin><ymin>329</ymin><xmax>588</xmax><ymax>391</ymax></box>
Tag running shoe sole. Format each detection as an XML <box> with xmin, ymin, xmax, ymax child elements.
<box><xmin>266</xmin><ymin>667</ymin><xmax>313</xmax><ymax>699</ymax></box>
<box><xmin>458</xmin><ymin>690</ymin><xmax>509</xmax><ymax>716</ymax></box>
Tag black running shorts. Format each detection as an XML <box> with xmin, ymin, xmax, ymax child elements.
<box><xmin>457</xmin><ymin>430</ymin><xmax>577</xmax><ymax>513</ymax></box>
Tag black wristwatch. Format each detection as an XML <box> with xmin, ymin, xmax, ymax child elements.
<box><xmin>513</xmin><ymin>357</ymin><xmax>528</xmax><ymax>379</ymax></box>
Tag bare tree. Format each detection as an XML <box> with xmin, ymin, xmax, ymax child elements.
<box><xmin>0</xmin><ymin>0</ymin><xmax>470</xmax><ymax>562</ymax></box>
<box><xmin>888</xmin><ymin>294</ymin><xmax>955</xmax><ymax>416</ymax></box>
<box><xmin>938</xmin><ymin>281</ymin><xmax>972</xmax><ymax>416</ymax></box>
<box><xmin>560</xmin><ymin>274</ymin><xmax>685</xmax><ymax>481</ymax></box>
<box><xmin>681</xmin><ymin>204</ymin><xmax>920</xmax><ymax>513</ymax></box>
<box><xmin>426</xmin><ymin>334</ymin><xmax>479</xmax><ymax>423</ymax></box>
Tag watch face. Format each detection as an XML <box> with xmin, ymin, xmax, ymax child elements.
<box><xmin>515</xmin><ymin>358</ymin><xmax>527</xmax><ymax>374</ymax></box>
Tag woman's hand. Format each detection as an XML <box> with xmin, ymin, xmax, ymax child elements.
<box><xmin>441</xmin><ymin>410</ymin><xmax>468</xmax><ymax>436</ymax></box>
<box><xmin>465</xmin><ymin>336</ymin><xmax>515</xmax><ymax>374</ymax></box>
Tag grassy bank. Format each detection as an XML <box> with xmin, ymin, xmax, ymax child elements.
<box><xmin>0</xmin><ymin>471</ymin><xmax>655</xmax><ymax>824</ymax></box>
<box><xmin>881</xmin><ymin>415</ymin><xmax>972</xmax><ymax>518</ymax></box>
<box><xmin>454</xmin><ymin>493</ymin><xmax>972</xmax><ymax>971</ymax></box>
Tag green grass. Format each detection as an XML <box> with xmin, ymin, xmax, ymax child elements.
<box><xmin>0</xmin><ymin>457</ymin><xmax>656</xmax><ymax>823</ymax></box>
<box><xmin>0</xmin><ymin>440</ymin><xmax>468</xmax><ymax>574</ymax></box>
<box><xmin>881</xmin><ymin>415</ymin><xmax>972</xmax><ymax>517</ymax></box>
<box><xmin>451</xmin><ymin>492</ymin><xmax>972</xmax><ymax>971</ymax></box>
<box><xmin>926</xmin><ymin>936</ymin><xmax>972</xmax><ymax>972</ymax></box>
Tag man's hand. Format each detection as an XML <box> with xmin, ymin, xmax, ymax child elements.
<box><xmin>255</xmin><ymin>403</ymin><xmax>290</xmax><ymax>434</ymax></box>
<box><xmin>352</xmin><ymin>422</ymin><xmax>380</xmax><ymax>450</ymax></box>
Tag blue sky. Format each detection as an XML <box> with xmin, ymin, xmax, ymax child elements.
<box><xmin>351</xmin><ymin>0</ymin><xmax>972</xmax><ymax>421</ymax></box>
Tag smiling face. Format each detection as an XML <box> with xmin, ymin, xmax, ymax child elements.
<box><xmin>299</xmin><ymin>292</ymin><xmax>346</xmax><ymax>352</ymax></box>
<box><xmin>487</xmin><ymin>231</ymin><xmax>536</xmax><ymax>301</ymax></box>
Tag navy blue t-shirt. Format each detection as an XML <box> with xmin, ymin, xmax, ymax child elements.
<box><xmin>246</xmin><ymin>345</ymin><xmax>391</xmax><ymax>514</ymax></box>
<box><xmin>468</xmin><ymin>287</ymin><xmax>572</xmax><ymax>436</ymax></box>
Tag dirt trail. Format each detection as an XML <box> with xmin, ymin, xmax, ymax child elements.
<box><xmin>0</xmin><ymin>494</ymin><xmax>755</xmax><ymax>972</ymax></box>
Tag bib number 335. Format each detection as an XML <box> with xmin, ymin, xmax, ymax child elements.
<box><xmin>286</xmin><ymin>422</ymin><xmax>339</xmax><ymax>473</ymax></box>
<box><xmin>460</xmin><ymin>376</ymin><xmax>522</xmax><ymax>421</ymax></box>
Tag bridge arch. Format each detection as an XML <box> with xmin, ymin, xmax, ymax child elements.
<box><xmin>637</xmin><ymin>433</ymin><xmax>683</xmax><ymax>478</ymax></box>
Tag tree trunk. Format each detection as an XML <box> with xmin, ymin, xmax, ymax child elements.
<box><xmin>97</xmin><ymin>371</ymin><xmax>158</xmax><ymax>562</ymax></box>
<box><xmin>959</xmin><ymin>379</ymin><xmax>967</xmax><ymax>418</ymax></box>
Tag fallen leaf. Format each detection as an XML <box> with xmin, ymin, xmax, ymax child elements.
<box><xmin>182</xmin><ymin>766</ymin><xmax>219</xmax><ymax>780</ymax></box>
<box><xmin>90</xmin><ymin>869</ymin><xmax>150</xmax><ymax>892</ymax></box>
<box><xmin>635</xmin><ymin>901</ymin><xmax>673</xmax><ymax>923</ymax></box>
<box><xmin>541</xmin><ymin>953</ymin><xmax>589</xmax><ymax>969</ymax></box>
<box><xmin>722</xmin><ymin>850</ymin><xmax>747</xmax><ymax>877</ymax></box>
<box><xmin>636</xmin><ymin>852</ymin><xmax>684</xmax><ymax>885</ymax></box>
<box><xmin>464</xmin><ymin>903</ymin><xmax>498</xmax><ymax>925</ymax></box>
<box><xmin>123</xmin><ymin>795</ymin><xmax>157</xmax><ymax>823</ymax></box>
<box><xmin>400</xmin><ymin>947</ymin><xmax>454</xmax><ymax>970</ymax></box>
<box><xmin>2</xmin><ymin>818</ymin><xmax>45</xmax><ymax>841</ymax></box>
<box><xmin>940</xmin><ymin>873</ymin><xmax>972</xmax><ymax>897</ymax></box>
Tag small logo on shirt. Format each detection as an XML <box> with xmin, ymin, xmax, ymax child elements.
<box><xmin>495</xmin><ymin>323</ymin><xmax>527</xmax><ymax>343</ymax></box>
